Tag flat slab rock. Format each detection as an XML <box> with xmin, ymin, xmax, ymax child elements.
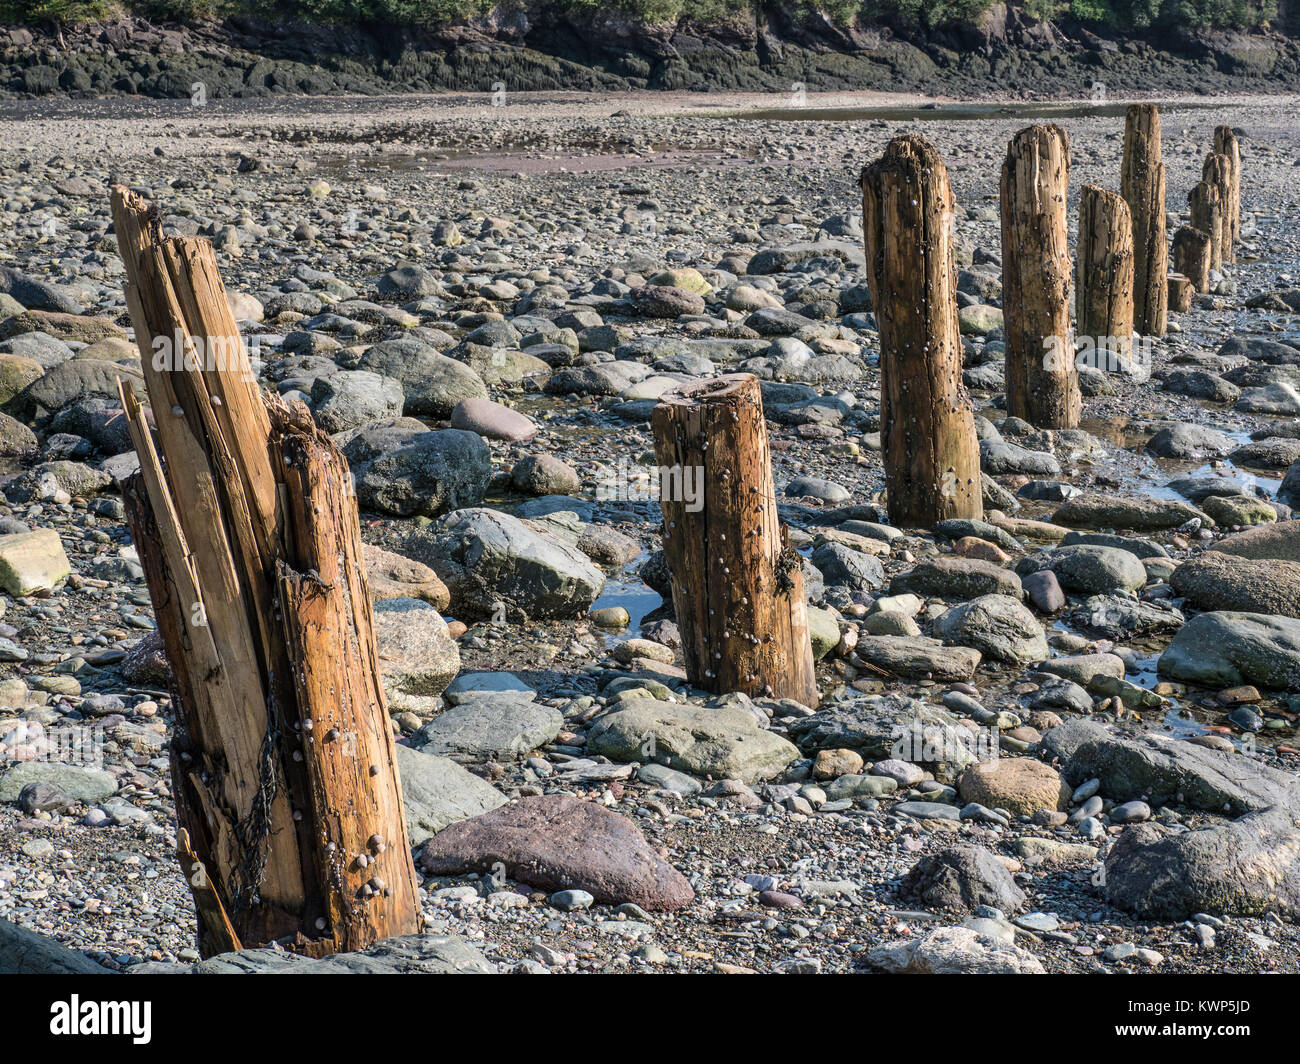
<box><xmin>128</xmin><ymin>934</ymin><xmax>496</xmax><ymax>974</ymax></box>
<box><xmin>394</xmin><ymin>743</ymin><xmax>507</xmax><ymax>846</ymax></box>
<box><xmin>1063</xmin><ymin>728</ymin><xmax>1300</xmax><ymax>817</ymax></box>
<box><xmin>853</xmin><ymin>635</ymin><xmax>981</xmax><ymax>681</ymax></box>
<box><xmin>416</xmin><ymin>794</ymin><xmax>695</xmax><ymax>911</ymax></box>
<box><xmin>585</xmin><ymin>699</ymin><xmax>799</xmax><ymax>784</ymax></box>
<box><xmin>0</xmin><ymin>761</ymin><xmax>116</xmax><ymax>803</ymax></box>
<box><xmin>443</xmin><ymin>670</ymin><xmax>536</xmax><ymax>704</ymax></box>
<box><xmin>1052</xmin><ymin>492</ymin><xmax>1212</xmax><ymax>530</ymax></box>
<box><xmin>1</xmin><ymin>918</ymin><xmax>107</xmax><ymax>974</ymax></box>
<box><xmin>411</xmin><ymin>694</ymin><xmax>562</xmax><ymax>763</ymax></box>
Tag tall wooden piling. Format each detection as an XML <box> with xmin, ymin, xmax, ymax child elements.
<box><xmin>1189</xmin><ymin>177</ymin><xmax>1225</xmax><ymax>275</ymax></box>
<box><xmin>859</xmin><ymin>134</ymin><xmax>983</xmax><ymax>525</ymax></box>
<box><xmin>1001</xmin><ymin>123</ymin><xmax>1080</xmax><ymax>429</ymax></box>
<box><xmin>1201</xmin><ymin>151</ymin><xmax>1232</xmax><ymax>272</ymax></box>
<box><xmin>652</xmin><ymin>374</ymin><xmax>818</xmax><ymax>707</ymax></box>
<box><xmin>1121</xmin><ymin>104</ymin><xmax>1168</xmax><ymax>337</ymax></box>
<box><xmin>1213</xmin><ymin>125</ymin><xmax>1241</xmax><ymax>263</ymax></box>
<box><xmin>111</xmin><ymin>186</ymin><xmax>420</xmax><ymax>958</ymax></box>
<box><xmin>1076</xmin><ymin>185</ymin><xmax>1135</xmax><ymax>373</ymax></box>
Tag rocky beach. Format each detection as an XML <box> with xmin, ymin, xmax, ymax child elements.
<box><xmin>1</xmin><ymin>83</ymin><xmax>1300</xmax><ymax>979</ymax></box>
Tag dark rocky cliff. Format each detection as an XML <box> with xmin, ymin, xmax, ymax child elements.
<box><xmin>2</xmin><ymin>3</ymin><xmax>1298</xmax><ymax>98</ymax></box>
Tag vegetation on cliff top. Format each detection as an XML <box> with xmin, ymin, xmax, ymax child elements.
<box><xmin>0</xmin><ymin>0</ymin><xmax>1281</xmax><ymax>34</ymax></box>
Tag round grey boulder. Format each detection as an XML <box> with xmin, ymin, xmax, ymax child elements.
<box><xmin>336</xmin><ymin>418</ymin><xmax>490</xmax><ymax>518</ymax></box>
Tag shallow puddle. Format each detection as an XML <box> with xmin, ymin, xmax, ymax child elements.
<box><xmin>591</xmin><ymin>553</ymin><xmax>660</xmax><ymax>647</ymax></box>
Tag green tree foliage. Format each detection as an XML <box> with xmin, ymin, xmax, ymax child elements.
<box><xmin>881</xmin><ymin>0</ymin><xmax>995</xmax><ymax>27</ymax></box>
<box><xmin>0</xmin><ymin>0</ymin><xmax>115</xmax><ymax>23</ymax></box>
<box><xmin>1023</xmin><ymin>0</ymin><xmax>1062</xmax><ymax>19</ymax></box>
<box><xmin>1162</xmin><ymin>0</ymin><xmax>1276</xmax><ymax>27</ymax></box>
<box><xmin>1069</xmin><ymin>0</ymin><xmax>1162</xmax><ymax>27</ymax></box>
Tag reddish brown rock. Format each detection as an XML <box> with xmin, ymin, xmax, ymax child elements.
<box><xmin>449</xmin><ymin>397</ymin><xmax>538</xmax><ymax>442</ymax></box>
<box><xmin>629</xmin><ymin>284</ymin><xmax>706</xmax><ymax>318</ymax></box>
<box><xmin>416</xmin><ymin>794</ymin><xmax>695</xmax><ymax>911</ymax></box>
<box><xmin>952</xmin><ymin>536</ymin><xmax>1011</xmax><ymax>564</ymax></box>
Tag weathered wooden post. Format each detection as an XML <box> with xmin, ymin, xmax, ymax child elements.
<box><xmin>1201</xmin><ymin>151</ymin><xmax>1232</xmax><ymax>272</ymax></box>
<box><xmin>859</xmin><ymin>134</ymin><xmax>982</xmax><ymax>525</ymax></box>
<box><xmin>1000</xmin><ymin>123</ymin><xmax>1080</xmax><ymax>429</ymax></box>
<box><xmin>1213</xmin><ymin>125</ymin><xmax>1241</xmax><ymax>263</ymax></box>
<box><xmin>1076</xmin><ymin>184</ymin><xmax>1134</xmax><ymax>374</ymax></box>
<box><xmin>1172</xmin><ymin>224</ymin><xmax>1212</xmax><ymax>293</ymax></box>
<box><xmin>111</xmin><ymin>187</ymin><xmax>421</xmax><ymax>958</ymax></box>
<box><xmin>1189</xmin><ymin>177</ymin><xmax>1225</xmax><ymax>275</ymax></box>
<box><xmin>652</xmin><ymin>374</ymin><xmax>818</xmax><ymax>707</ymax></box>
<box><xmin>1121</xmin><ymin>103</ymin><xmax>1168</xmax><ymax>337</ymax></box>
<box><xmin>1167</xmin><ymin>274</ymin><xmax>1194</xmax><ymax>313</ymax></box>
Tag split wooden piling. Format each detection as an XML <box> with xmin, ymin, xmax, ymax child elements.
<box><xmin>111</xmin><ymin>186</ymin><xmax>420</xmax><ymax>958</ymax></box>
<box><xmin>1213</xmin><ymin>125</ymin><xmax>1241</xmax><ymax>263</ymax></box>
<box><xmin>1202</xmin><ymin>150</ymin><xmax>1232</xmax><ymax>265</ymax></box>
<box><xmin>1189</xmin><ymin>176</ymin><xmax>1225</xmax><ymax>275</ymax></box>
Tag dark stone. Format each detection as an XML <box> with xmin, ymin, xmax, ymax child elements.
<box><xmin>0</xmin><ymin>266</ymin><xmax>84</xmax><ymax>314</ymax></box>
<box><xmin>120</xmin><ymin>630</ymin><xmax>171</xmax><ymax>686</ymax></box>
<box><xmin>1063</xmin><ymin>732</ymin><xmax>1298</xmax><ymax>816</ymax></box>
<box><xmin>889</xmin><ymin>556</ymin><xmax>1022</xmax><ymax>600</ymax></box>
<box><xmin>758</xmin><ymin>889</ymin><xmax>803</xmax><ymax>908</ymax></box>
<box><xmin>1022</xmin><ymin>569</ymin><xmax>1065</xmax><ymax>612</ymax></box>
<box><xmin>1038</xmin><ymin>718</ymin><xmax>1111</xmax><ymax>764</ymax></box>
<box><xmin>17</xmin><ymin>782</ymin><xmax>71</xmax><ymax>814</ymax></box>
<box><xmin>1104</xmin><ymin>806</ymin><xmax>1300</xmax><ymax>920</ymax></box>
<box><xmin>899</xmin><ymin>844</ymin><xmax>1026</xmax><ymax>914</ymax></box>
